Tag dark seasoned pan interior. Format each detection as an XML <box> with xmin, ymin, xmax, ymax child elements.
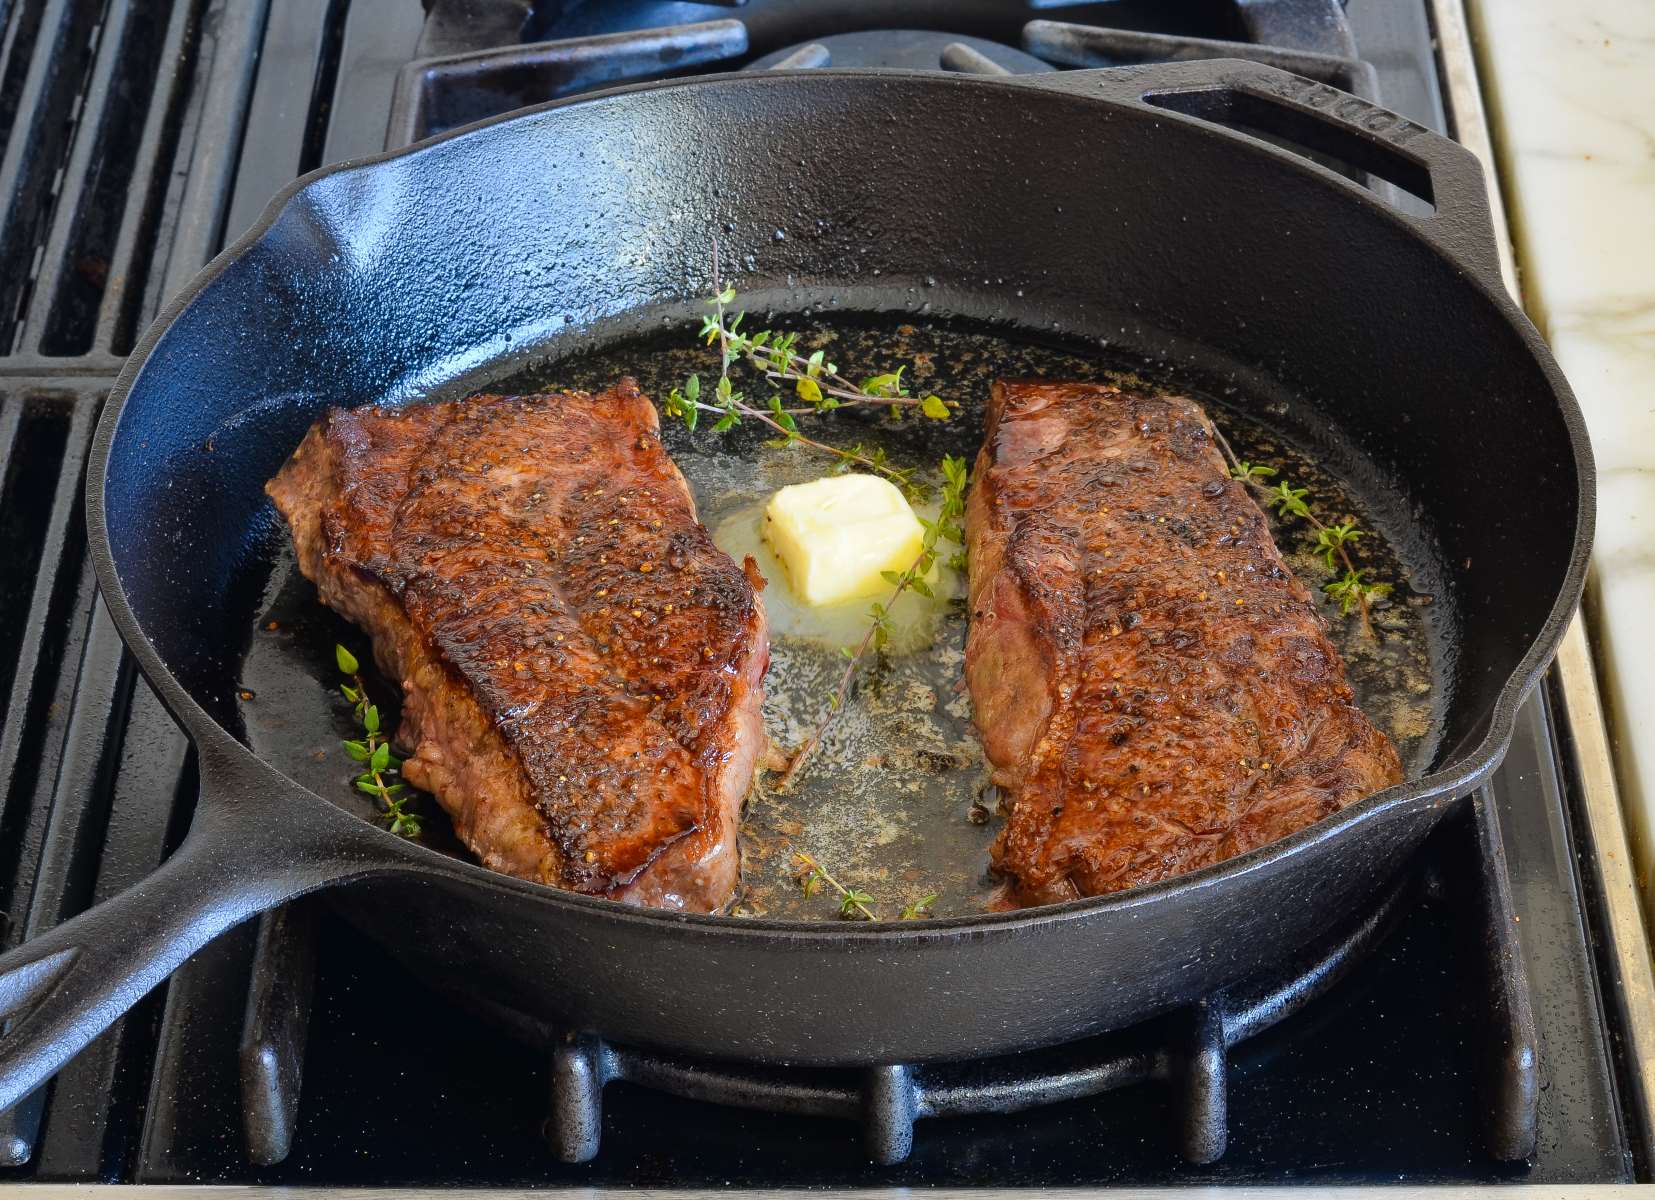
<box><xmin>239</xmin><ymin>310</ymin><xmax>1449</xmax><ymax>921</ymax></box>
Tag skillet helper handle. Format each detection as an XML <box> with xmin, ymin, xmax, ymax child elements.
<box><xmin>1021</xmin><ymin>60</ymin><xmax>1506</xmax><ymax>292</ymax></box>
<box><xmin>0</xmin><ymin>749</ymin><xmax>387</xmax><ymax>1116</ymax></box>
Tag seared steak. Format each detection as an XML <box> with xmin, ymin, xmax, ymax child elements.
<box><xmin>965</xmin><ymin>380</ymin><xmax>1402</xmax><ymax>904</ymax></box>
<box><xmin>266</xmin><ymin>379</ymin><xmax>768</xmax><ymax>912</ymax></box>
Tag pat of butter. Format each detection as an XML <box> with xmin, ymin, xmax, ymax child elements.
<box><xmin>763</xmin><ymin>474</ymin><xmax>926</xmax><ymax>607</ymax></box>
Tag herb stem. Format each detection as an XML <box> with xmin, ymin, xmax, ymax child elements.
<box><xmin>705</xmin><ymin>245</ymin><xmax>920</xmax><ymax>486</ymax></box>
<box><xmin>707</xmin><ymin>240</ymin><xmax>934</xmax><ymax>415</ymax></box>
<box><xmin>662</xmin><ymin>243</ymin><xmax>950</xmax><ymax>498</ymax></box>
<box><xmin>677</xmin><ymin>394</ymin><xmax>906</xmax><ymax>484</ymax></box>
<box><xmin>352</xmin><ymin>671</ymin><xmax>398</xmax><ymax>788</ymax></box>
<box><xmin>792</xmin><ymin>851</ymin><xmax>878</xmax><ymax>921</ymax></box>
<box><xmin>756</xmin><ymin>369</ymin><xmax>923</xmax><ymax>412</ymax></box>
<box><xmin>775</xmin><ymin>577</ymin><xmax>896</xmax><ymax>792</ymax></box>
<box><xmin>336</xmin><ymin>645</ymin><xmax>421</xmax><ymax>838</ymax></box>
<box><xmin>1211</xmin><ymin>427</ymin><xmax>1381</xmax><ymax>639</ymax></box>
<box><xmin>711</xmin><ymin>238</ymin><xmax>733</xmax><ymax>377</ymax></box>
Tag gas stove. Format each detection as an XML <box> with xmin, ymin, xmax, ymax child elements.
<box><xmin>0</xmin><ymin>0</ymin><xmax>1650</xmax><ymax>1193</ymax></box>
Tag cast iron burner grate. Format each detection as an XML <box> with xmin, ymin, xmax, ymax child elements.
<box><xmin>236</xmin><ymin>796</ymin><xmax>1541</xmax><ymax>1167</ymax></box>
<box><xmin>387</xmin><ymin>3</ymin><xmax>1385</xmax><ymax>148</ymax></box>
<box><xmin>492</xmin><ymin>867</ymin><xmax>1480</xmax><ymax>1165</ymax></box>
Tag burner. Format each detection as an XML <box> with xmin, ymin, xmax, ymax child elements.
<box><xmin>745</xmin><ymin>31</ymin><xmax>1054</xmax><ymax>74</ymax></box>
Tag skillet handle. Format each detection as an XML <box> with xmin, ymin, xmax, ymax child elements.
<box><xmin>1018</xmin><ymin>60</ymin><xmax>1506</xmax><ymax>293</ymax></box>
<box><xmin>0</xmin><ymin>747</ymin><xmax>392</xmax><ymax>1116</ymax></box>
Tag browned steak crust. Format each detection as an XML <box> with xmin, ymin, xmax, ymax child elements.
<box><xmin>265</xmin><ymin>378</ymin><xmax>768</xmax><ymax>912</ymax></box>
<box><xmin>965</xmin><ymin>379</ymin><xmax>1402</xmax><ymax>905</ymax></box>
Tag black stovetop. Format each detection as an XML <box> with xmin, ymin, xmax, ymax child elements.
<box><xmin>0</xmin><ymin>0</ymin><xmax>1639</xmax><ymax>1187</ymax></box>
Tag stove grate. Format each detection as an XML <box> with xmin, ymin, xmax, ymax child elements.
<box><xmin>538</xmin><ymin>872</ymin><xmax>1420</xmax><ymax>1166</ymax></box>
<box><xmin>0</xmin><ymin>0</ymin><xmax>313</xmax><ymax>1176</ymax></box>
<box><xmin>389</xmin><ymin>10</ymin><xmax>1378</xmax><ymax>147</ymax></box>
<box><xmin>232</xmin><ymin>802</ymin><xmax>1541</xmax><ymax>1168</ymax></box>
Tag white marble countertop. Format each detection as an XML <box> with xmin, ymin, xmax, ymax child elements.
<box><xmin>1470</xmin><ymin>1</ymin><xmax>1655</xmax><ymax>884</ymax></box>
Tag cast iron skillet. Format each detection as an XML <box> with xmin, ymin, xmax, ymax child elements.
<box><xmin>0</xmin><ymin>61</ymin><xmax>1591</xmax><ymax>1112</ymax></box>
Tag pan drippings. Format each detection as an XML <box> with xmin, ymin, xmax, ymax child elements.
<box><xmin>511</xmin><ymin>317</ymin><xmax>1443</xmax><ymax>919</ymax></box>
<box><xmin>249</xmin><ymin>315</ymin><xmax>1442</xmax><ymax>920</ymax></box>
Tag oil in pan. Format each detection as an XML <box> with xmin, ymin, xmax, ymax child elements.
<box><xmin>509</xmin><ymin>315</ymin><xmax>1445</xmax><ymax>920</ymax></box>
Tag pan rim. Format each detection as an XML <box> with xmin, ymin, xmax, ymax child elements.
<box><xmin>86</xmin><ymin>66</ymin><xmax>1595</xmax><ymax>938</ymax></box>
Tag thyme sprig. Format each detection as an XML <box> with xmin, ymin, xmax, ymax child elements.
<box><xmin>793</xmin><ymin>851</ymin><xmax>877</xmax><ymax>920</ymax></box>
<box><xmin>792</xmin><ymin>852</ymin><xmax>938</xmax><ymax>922</ymax></box>
<box><xmin>1217</xmin><ymin>437</ymin><xmax>1392</xmax><ymax>637</ymax></box>
<box><xmin>661</xmin><ymin>248</ymin><xmax>951</xmax><ymax>502</ymax></box>
<box><xmin>665</xmin><ymin>369</ymin><xmax>929</xmax><ymax>499</ymax></box>
<box><xmin>776</xmin><ymin>455</ymin><xmax>969</xmax><ymax>792</ymax></box>
<box><xmin>696</xmin><ymin>277</ymin><xmax>949</xmax><ymax>418</ymax></box>
<box><xmin>335</xmin><ymin>644</ymin><xmax>421</xmax><ymax>838</ymax></box>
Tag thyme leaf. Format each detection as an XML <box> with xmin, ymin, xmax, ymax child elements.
<box><xmin>839</xmin><ymin>889</ymin><xmax>876</xmax><ymax>919</ymax></box>
<box><xmin>900</xmin><ymin>893</ymin><xmax>938</xmax><ymax>920</ymax></box>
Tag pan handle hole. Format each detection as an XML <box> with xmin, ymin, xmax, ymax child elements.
<box><xmin>1143</xmin><ymin>87</ymin><xmax>1436</xmax><ymax>216</ymax></box>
